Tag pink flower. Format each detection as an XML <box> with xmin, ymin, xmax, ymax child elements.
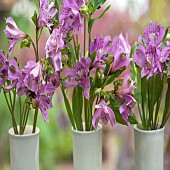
<box><xmin>38</xmin><ymin>0</ymin><xmax>58</xmax><ymax>29</ymax></box>
<box><xmin>92</xmin><ymin>100</ymin><xmax>115</xmax><ymax>129</ymax></box>
<box><xmin>110</xmin><ymin>34</ymin><xmax>131</xmax><ymax>74</ymax></box>
<box><xmin>45</xmin><ymin>28</ymin><xmax>65</xmax><ymax>72</ymax></box>
<box><xmin>64</xmin><ymin>56</ymin><xmax>91</xmax><ymax>99</ymax></box>
<box><xmin>4</xmin><ymin>17</ymin><xmax>28</xmax><ymax>55</ymax></box>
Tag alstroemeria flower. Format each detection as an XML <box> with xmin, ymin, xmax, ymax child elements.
<box><xmin>4</xmin><ymin>17</ymin><xmax>28</xmax><ymax>55</ymax></box>
<box><xmin>46</xmin><ymin>28</ymin><xmax>65</xmax><ymax>72</ymax></box>
<box><xmin>5</xmin><ymin>58</ymin><xmax>22</xmax><ymax>92</ymax></box>
<box><xmin>64</xmin><ymin>56</ymin><xmax>91</xmax><ymax>99</ymax></box>
<box><xmin>134</xmin><ymin>44</ymin><xmax>162</xmax><ymax>79</ymax></box>
<box><xmin>110</xmin><ymin>34</ymin><xmax>131</xmax><ymax>74</ymax></box>
<box><xmin>38</xmin><ymin>0</ymin><xmax>58</xmax><ymax>29</ymax></box>
<box><xmin>90</xmin><ymin>36</ymin><xmax>113</xmax><ymax>71</ymax></box>
<box><xmin>119</xmin><ymin>95</ymin><xmax>136</xmax><ymax>125</ymax></box>
<box><xmin>60</xmin><ymin>0</ymin><xmax>84</xmax><ymax>34</ymax></box>
<box><xmin>0</xmin><ymin>52</ymin><xmax>8</xmax><ymax>86</ymax></box>
<box><xmin>115</xmin><ymin>74</ymin><xmax>136</xmax><ymax>125</ymax></box>
<box><xmin>24</xmin><ymin>61</ymin><xmax>42</xmax><ymax>93</ymax></box>
<box><xmin>139</xmin><ymin>21</ymin><xmax>165</xmax><ymax>47</ymax></box>
<box><xmin>34</xmin><ymin>84</ymin><xmax>53</xmax><ymax>122</ymax></box>
<box><xmin>115</xmin><ymin>74</ymin><xmax>136</xmax><ymax>97</ymax></box>
<box><xmin>8</xmin><ymin>59</ymin><xmax>22</xmax><ymax>80</ymax></box>
<box><xmin>92</xmin><ymin>100</ymin><xmax>115</xmax><ymax>129</ymax></box>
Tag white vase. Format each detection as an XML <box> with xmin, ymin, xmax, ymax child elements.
<box><xmin>72</xmin><ymin>124</ymin><xmax>102</xmax><ymax>170</ymax></box>
<box><xmin>134</xmin><ymin>125</ymin><xmax>164</xmax><ymax>170</ymax></box>
<box><xmin>8</xmin><ymin>125</ymin><xmax>39</xmax><ymax>170</ymax></box>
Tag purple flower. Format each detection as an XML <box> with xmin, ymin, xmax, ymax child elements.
<box><xmin>8</xmin><ymin>59</ymin><xmax>22</xmax><ymax>80</ymax></box>
<box><xmin>4</xmin><ymin>17</ymin><xmax>28</xmax><ymax>55</ymax></box>
<box><xmin>46</xmin><ymin>72</ymin><xmax>60</xmax><ymax>90</ymax></box>
<box><xmin>38</xmin><ymin>0</ymin><xmax>58</xmax><ymax>29</ymax></box>
<box><xmin>0</xmin><ymin>52</ymin><xmax>8</xmax><ymax>86</ymax></box>
<box><xmin>134</xmin><ymin>44</ymin><xmax>162</xmax><ymax>79</ymax></box>
<box><xmin>140</xmin><ymin>21</ymin><xmax>165</xmax><ymax>47</ymax></box>
<box><xmin>115</xmin><ymin>74</ymin><xmax>136</xmax><ymax>97</ymax></box>
<box><xmin>110</xmin><ymin>34</ymin><xmax>131</xmax><ymax>74</ymax></box>
<box><xmin>60</xmin><ymin>0</ymin><xmax>84</xmax><ymax>34</ymax></box>
<box><xmin>119</xmin><ymin>95</ymin><xmax>136</xmax><ymax>125</ymax></box>
<box><xmin>90</xmin><ymin>36</ymin><xmax>113</xmax><ymax>71</ymax></box>
<box><xmin>34</xmin><ymin>84</ymin><xmax>53</xmax><ymax>122</ymax></box>
<box><xmin>46</xmin><ymin>29</ymin><xmax>65</xmax><ymax>72</ymax></box>
<box><xmin>92</xmin><ymin>100</ymin><xmax>115</xmax><ymax>129</ymax></box>
<box><xmin>64</xmin><ymin>56</ymin><xmax>91</xmax><ymax>99</ymax></box>
<box><xmin>24</xmin><ymin>61</ymin><xmax>42</xmax><ymax>93</ymax></box>
<box><xmin>5</xmin><ymin>59</ymin><xmax>22</xmax><ymax>92</ymax></box>
<box><xmin>115</xmin><ymin>74</ymin><xmax>136</xmax><ymax>125</ymax></box>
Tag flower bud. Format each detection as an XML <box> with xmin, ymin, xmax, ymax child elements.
<box><xmin>80</xmin><ymin>4</ymin><xmax>89</xmax><ymax>17</ymax></box>
<box><xmin>107</xmin><ymin>55</ymin><xmax>114</xmax><ymax>64</ymax></box>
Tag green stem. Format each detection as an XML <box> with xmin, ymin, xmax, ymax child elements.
<box><xmin>35</xmin><ymin>28</ymin><xmax>39</xmax><ymax>62</ymax></box>
<box><xmin>84</xmin><ymin>17</ymin><xmax>86</xmax><ymax>56</ymax></box>
<box><xmin>147</xmin><ymin>80</ymin><xmax>152</xmax><ymax>129</ymax></box>
<box><xmin>32</xmin><ymin>107</ymin><xmax>38</xmax><ymax>133</ymax></box>
<box><xmin>154</xmin><ymin>92</ymin><xmax>162</xmax><ymax>129</ymax></box>
<box><xmin>73</xmin><ymin>36</ymin><xmax>78</xmax><ymax>60</ymax></box>
<box><xmin>3</xmin><ymin>88</ymin><xmax>18</xmax><ymax>134</ymax></box>
<box><xmin>84</xmin><ymin>97</ymin><xmax>89</xmax><ymax>131</ymax></box>
<box><xmin>19</xmin><ymin>98</ymin><xmax>23</xmax><ymax>135</ymax></box>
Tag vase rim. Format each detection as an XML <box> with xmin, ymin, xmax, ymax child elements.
<box><xmin>72</xmin><ymin>123</ymin><xmax>102</xmax><ymax>134</ymax></box>
<box><xmin>8</xmin><ymin>125</ymin><xmax>40</xmax><ymax>137</ymax></box>
<box><xmin>134</xmin><ymin>124</ymin><xmax>164</xmax><ymax>134</ymax></box>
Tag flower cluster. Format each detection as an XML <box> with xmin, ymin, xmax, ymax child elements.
<box><xmin>2</xmin><ymin>0</ymin><xmax>137</xmax><ymax>133</ymax></box>
<box><xmin>134</xmin><ymin>22</ymin><xmax>170</xmax><ymax>79</ymax></box>
<box><xmin>0</xmin><ymin>51</ymin><xmax>59</xmax><ymax>122</ymax></box>
<box><xmin>2</xmin><ymin>0</ymin><xmax>60</xmax><ymax>134</ymax></box>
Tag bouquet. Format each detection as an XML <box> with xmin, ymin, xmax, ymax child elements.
<box><xmin>44</xmin><ymin>0</ymin><xmax>137</xmax><ymax>131</ymax></box>
<box><xmin>1</xmin><ymin>0</ymin><xmax>59</xmax><ymax>134</ymax></box>
<box><xmin>132</xmin><ymin>21</ymin><xmax>170</xmax><ymax>130</ymax></box>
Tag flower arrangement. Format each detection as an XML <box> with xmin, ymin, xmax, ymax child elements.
<box><xmin>132</xmin><ymin>21</ymin><xmax>170</xmax><ymax>130</ymax></box>
<box><xmin>1</xmin><ymin>0</ymin><xmax>137</xmax><ymax>134</ymax></box>
<box><xmin>44</xmin><ymin>0</ymin><xmax>137</xmax><ymax>131</ymax></box>
<box><xmin>1</xmin><ymin>0</ymin><xmax>59</xmax><ymax>134</ymax></box>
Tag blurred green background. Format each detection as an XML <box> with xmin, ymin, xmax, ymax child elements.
<box><xmin>0</xmin><ymin>0</ymin><xmax>170</xmax><ymax>170</ymax></box>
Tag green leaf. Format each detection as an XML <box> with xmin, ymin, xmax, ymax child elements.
<box><xmin>90</xmin><ymin>52</ymin><xmax>97</xmax><ymax>65</ymax></box>
<box><xmin>153</xmin><ymin>74</ymin><xmax>163</xmax><ymax>105</ymax></box>
<box><xmin>61</xmin><ymin>87</ymin><xmax>76</xmax><ymax>129</ymax></box>
<box><xmin>130</xmin><ymin>43</ymin><xmax>138</xmax><ymax>58</ymax></box>
<box><xmin>38</xmin><ymin>28</ymin><xmax>43</xmax><ymax>40</ymax></box>
<box><xmin>163</xmin><ymin>26</ymin><xmax>170</xmax><ymax>42</ymax></box>
<box><xmin>66</xmin><ymin>41</ymin><xmax>76</xmax><ymax>66</ymax></box>
<box><xmin>32</xmin><ymin>11</ymin><xmax>38</xmax><ymax>26</ymax></box>
<box><xmin>92</xmin><ymin>0</ymin><xmax>107</xmax><ymax>11</ymax></box>
<box><xmin>72</xmin><ymin>87</ymin><xmax>83</xmax><ymax>130</ymax></box>
<box><xmin>128</xmin><ymin>114</ymin><xmax>138</xmax><ymax>124</ymax></box>
<box><xmin>104</xmin><ymin>63</ymin><xmax>110</xmax><ymax>76</ymax></box>
<box><xmin>113</xmin><ymin>110</ymin><xmax>126</xmax><ymax>125</ymax></box>
<box><xmin>88</xmin><ymin>5</ymin><xmax>111</xmax><ymax>34</ymax></box>
<box><xmin>162</xmin><ymin>79</ymin><xmax>170</xmax><ymax>125</ymax></box>
<box><xmin>55</xmin><ymin>0</ymin><xmax>60</xmax><ymax>12</ymax></box>
<box><xmin>104</xmin><ymin>67</ymin><xmax>126</xmax><ymax>87</ymax></box>
<box><xmin>110</xmin><ymin>100</ymin><xmax>122</xmax><ymax>108</ymax></box>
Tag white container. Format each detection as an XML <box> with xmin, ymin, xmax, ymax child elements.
<box><xmin>134</xmin><ymin>125</ymin><xmax>164</xmax><ymax>170</ymax></box>
<box><xmin>9</xmin><ymin>125</ymin><xmax>39</xmax><ymax>170</ymax></box>
<box><xmin>72</xmin><ymin>124</ymin><xmax>102</xmax><ymax>170</ymax></box>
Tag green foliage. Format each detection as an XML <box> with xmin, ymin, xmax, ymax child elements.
<box><xmin>61</xmin><ymin>87</ymin><xmax>76</xmax><ymax>129</ymax></box>
<box><xmin>66</xmin><ymin>41</ymin><xmax>76</xmax><ymax>66</ymax></box>
<box><xmin>88</xmin><ymin>5</ymin><xmax>111</xmax><ymax>34</ymax></box>
<box><xmin>72</xmin><ymin>87</ymin><xmax>83</xmax><ymax>130</ymax></box>
<box><xmin>32</xmin><ymin>11</ymin><xmax>38</xmax><ymax>26</ymax></box>
<box><xmin>91</xmin><ymin>0</ymin><xmax>107</xmax><ymax>11</ymax></box>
